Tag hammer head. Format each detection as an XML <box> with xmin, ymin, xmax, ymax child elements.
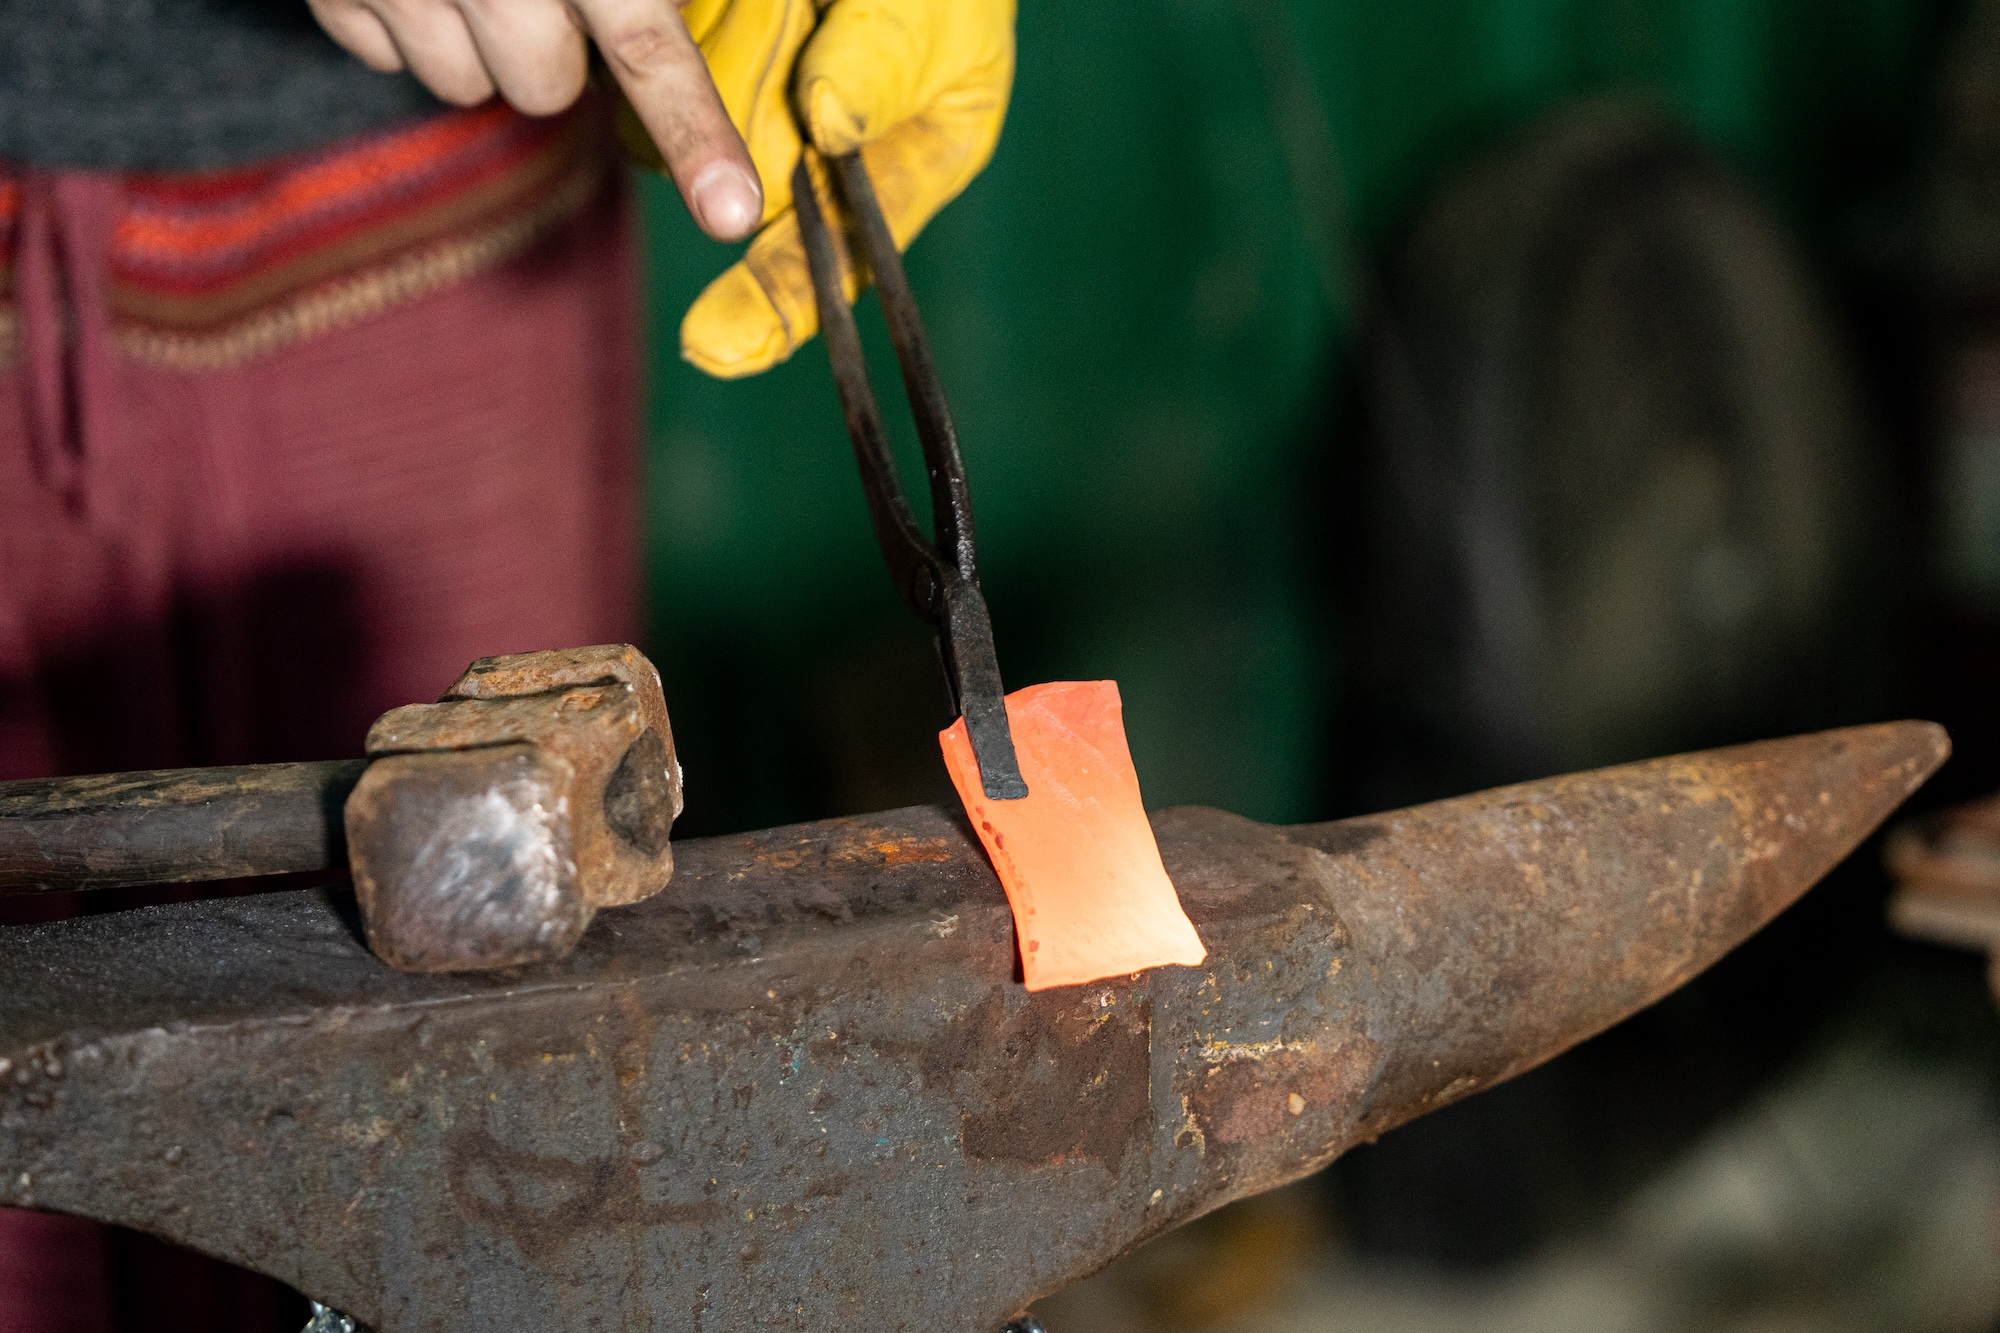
<box><xmin>344</xmin><ymin>645</ymin><xmax>684</xmax><ymax>972</ymax></box>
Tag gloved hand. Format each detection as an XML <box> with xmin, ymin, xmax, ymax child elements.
<box><xmin>668</xmin><ymin>0</ymin><xmax>1016</xmax><ymax>379</ymax></box>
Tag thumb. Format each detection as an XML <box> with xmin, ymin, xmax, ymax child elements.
<box><xmin>795</xmin><ymin>0</ymin><xmax>943</xmax><ymax>155</ymax></box>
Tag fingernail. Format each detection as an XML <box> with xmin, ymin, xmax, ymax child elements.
<box><xmin>691</xmin><ymin>162</ymin><xmax>762</xmax><ymax>240</ymax></box>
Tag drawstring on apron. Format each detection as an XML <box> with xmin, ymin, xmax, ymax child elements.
<box><xmin>15</xmin><ymin>171</ymin><xmax>126</xmax><ymax>526</ymax></box>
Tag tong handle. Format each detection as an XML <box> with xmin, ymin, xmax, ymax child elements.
<box><xmin>826</xmin><ymin>154</ymin><xmax>976</xmax><ymax>580</ymax></box>
<box><xmin>792</xmin><ymin>157</ymin><xmax>936</xmax><ymax>623</ymax></box>
<box><xmin>794</xmin><ymin>153</ymin><xmax>1027</xmax><ymax>801</ymax></box>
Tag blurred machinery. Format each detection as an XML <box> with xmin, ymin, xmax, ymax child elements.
<box><xmin>1918</xmin><ymin>0</ymin><xmax>2000</xmax><ymax>804</ymax></box>
<box><xmin>1345</xmin><ymin>103</ymin><xmax>1886</xmax><ymax>812</ymax></box>
<box><xmin>1888</xmin><ymin>0</ymin><xmax>2000</xmax><ymax>1010</ymax></box>
<box><xmin>1326</xmin><ymin>100</ymin><xmax>1898</xmax><ymax>1271</ymax></box>
<box><xmin>1889</xmin><ymin>792</ymin><xmax>2000</xmax><ymax>998</ymax></box>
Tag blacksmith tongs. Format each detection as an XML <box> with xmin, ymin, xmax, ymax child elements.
<box><xmin>793</xmin><ymin>153</ymin><xmax>1027</xmax><ymax>801</ymax></box>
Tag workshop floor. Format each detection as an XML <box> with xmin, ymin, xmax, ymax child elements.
<box><xmin>1036</xmin><ymin>1010</ymin><xmax>2000</xmax><ymax>1333</ymax></box>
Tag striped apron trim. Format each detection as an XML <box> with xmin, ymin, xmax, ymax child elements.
<box><xmin>0</xmin><ymin>97</ymin><xmax>613</xmax><ymax>371</ymax></box>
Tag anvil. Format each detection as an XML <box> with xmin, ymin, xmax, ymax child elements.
<box><xmin>0</xmin><ymin>722</ymin><xmax>1946</xmax><ymax>1331</ymax></box>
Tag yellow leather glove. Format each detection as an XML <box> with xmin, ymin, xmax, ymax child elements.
<box><xmin>639</xmin><ymin>0</ymin><xmax>1015</xmax><ymax>379</ymax></box>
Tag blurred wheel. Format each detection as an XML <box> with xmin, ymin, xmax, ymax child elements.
<box><xmin>1349</xmin><ymin>104</ymin><xmax>1886</xmax><ymax>810</ymax></box>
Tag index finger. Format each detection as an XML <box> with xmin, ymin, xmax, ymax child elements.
<box><xmin>577</xmin><ymin>0</ymin><xmax>763</xmax><ymax>241</ymax></box>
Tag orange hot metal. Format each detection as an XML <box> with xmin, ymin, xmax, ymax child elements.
<box><xmin>940</xmin><ymin>680</ymin><xmax>1206</xmax><ymax>990</ymax></box>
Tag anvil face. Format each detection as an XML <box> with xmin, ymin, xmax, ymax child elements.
<box><xmin>0</xmin><ymin>724</ymin><xmax>1946</xmax><ymax>1332</ymax></box>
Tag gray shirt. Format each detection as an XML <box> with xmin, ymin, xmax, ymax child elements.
<box><xmin>1</xmin><ymin>1</ymin><xmax>447</xmax><ymax>171</ymax></box>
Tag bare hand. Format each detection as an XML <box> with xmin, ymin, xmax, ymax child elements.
<box><xmin>308</xmin><ymin>0</ymin><xmax>763</xmax><ymax>241</ymax></box>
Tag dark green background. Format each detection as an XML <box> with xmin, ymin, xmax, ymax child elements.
<box><xmin>637</xmin><ymin>0</ymin><xmax>1947</xmax><ymax>838</ymax></box>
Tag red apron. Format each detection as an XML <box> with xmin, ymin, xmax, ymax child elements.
<box><xmin>0</xmin><ymin>99</ymin><xmax>640</xmax><ymax>1331</ymax></box>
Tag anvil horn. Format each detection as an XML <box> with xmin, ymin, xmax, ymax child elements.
<box><xmin>0</xmin><ymin>722</ymin><xmax>1946</xmax><ymax>1332</ymax></box>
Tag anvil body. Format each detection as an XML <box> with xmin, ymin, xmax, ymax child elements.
<box><xmin>0</xmin><ymin>724</ymin><xmax>1946</xmax><ymax>1331</ymax></box>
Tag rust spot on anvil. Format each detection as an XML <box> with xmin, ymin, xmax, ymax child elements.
<box><xmin>914</xmin><ymin>990</ymin><xmax>1153</xmax><ymax>1169</ymax></box>
<box><xmin>445</xmin><ymin>1130</ymin><xmax>727</xmax><ymax>1265</ymax></box>
<box><xmin>864</xmin><ymin>837</ymin><xmax>956</xmax><ymax>865</ymax></box>
<box><xmin>1187</xmin><ymin>1040</ymin><xmax>1381</xmax><ymax>1178</ymax></box>
<box><xmin>752</xmin><ymin>828</ymin><xmax>957</xmax><ymax>871</ymax></box>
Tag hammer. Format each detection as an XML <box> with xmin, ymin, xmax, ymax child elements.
<box><xmin>0</xmin><ymin>644</ymin><xmax>683</xmax><ymax>972</ymax></box>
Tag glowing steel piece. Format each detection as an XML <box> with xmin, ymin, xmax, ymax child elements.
<box><xmin>940</xmin><ymin>680</ymin><xmax>1207</xmax><ymax>990</ymax></box>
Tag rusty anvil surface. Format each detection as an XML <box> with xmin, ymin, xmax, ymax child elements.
<box><xmin>0</xmin><ymin>723</ymin><xmax>1946</xmax><ymax>1332</ymax></box>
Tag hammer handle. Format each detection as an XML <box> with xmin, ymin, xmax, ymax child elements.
<box><xmin>0</xmin><ymin>759</ymin><xmax>368</xmax><ymax>894</ymax></box>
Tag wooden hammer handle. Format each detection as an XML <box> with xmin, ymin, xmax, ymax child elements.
<box><xmin>0</xmin><ymin>759</ymin><xmax>369</xmax><ymax>894</ymax></box>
